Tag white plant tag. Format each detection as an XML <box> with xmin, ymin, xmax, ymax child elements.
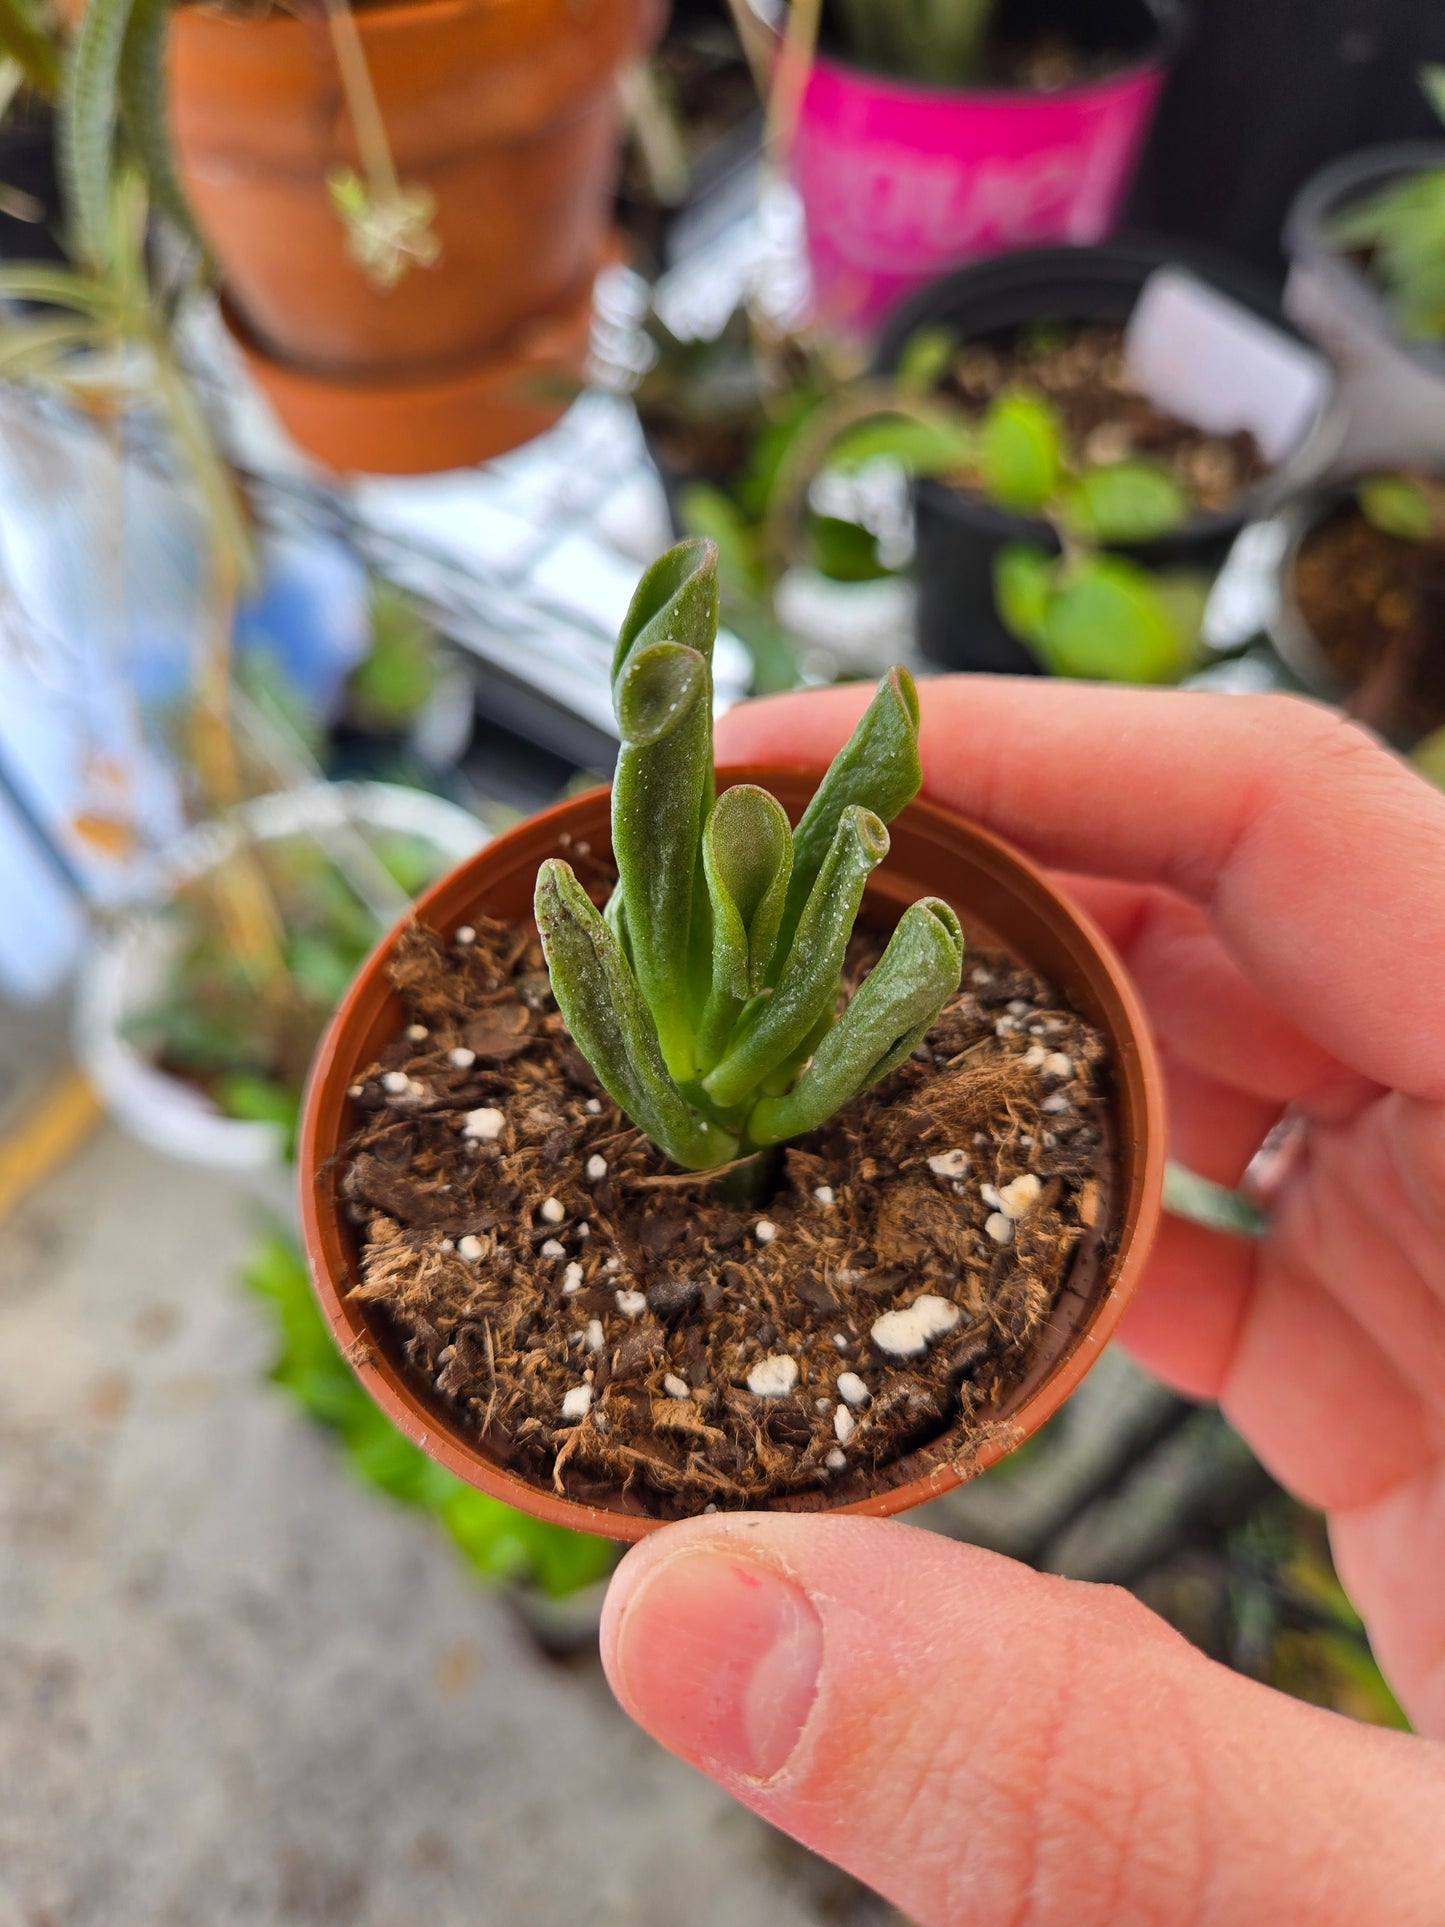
<box><xmin>1124</xmin><ymin>267</ymin><xmax>1330</xmax><ymax>466</ymax></box>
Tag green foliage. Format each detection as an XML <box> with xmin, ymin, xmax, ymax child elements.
<box><xmin>1356</xmin><ymin>472</ymin><xmax>1443</xmax><ymax>542</ymax></box>
<box><xmin>1062</xmin><ymin>460</ymin><xmax>1189</xmax><ymax>543</ymax></box>
<box><xmin>0</xmin><ymin>0</ymin><xmax>61</xmax><ymax>96</ymax></box>
<box><xmin>241</xmin><ymin>1232</ymin><xmax>614</xmax><ymax>1597</ymax></box>
<box><xmin>536</xmin><ymin>540</ymin><xmax>962</xmax><ymax>1172</ymax></box>
<box><xmin>349</xmin><ymin>578</ymin><xmax>442</xmax><ymax>731</ymax></box>
<box><xmin>995</xmin><ymin>544</ymin><xmax>1207</xmax><ymax>684</ymax></box>
<box><xmin>978</xmin><ymin>389</ymin><xmax>1064</xmax><ymax>513</ymax></box>
<box><xmin>1327</xmin><ymin>72</ymin><xmax>1445</xmax><ymax>343</ymax></box>
<box><xmin>127</xmin><ymin>827</ymin><xmax>451</xmax><ymax>1135</ymax></box>
<box><xmin>61</xmin><ymin>0</ymin><xmax>139</xmax><ymax>268</ymax></box>
<box><xmin>1413</xmin><ymin>723</ymin><xmax>1445</xmax><ymax>788</ymax></box>
<box><xmin>829</xmin><ymin>0</ymin><xmax>997</xmax><ymax>86</ymax></box>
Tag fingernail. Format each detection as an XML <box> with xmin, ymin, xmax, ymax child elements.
<box><xmin>609</xmin><ymin>1546</ymin><xmax>823</xmax><ymax>1781</ymax></box>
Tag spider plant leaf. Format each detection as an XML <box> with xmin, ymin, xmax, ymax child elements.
<box><xmin>611</xmin><ymin>638</ymin><xmax>711</xmax><ymax>1082</ymax></box>
<box><xmin>694</xmin><ymin>783</ymin><xmax>793</xmax><ymax>1072</ymax></box>
<box><xmin>119</xmin><ymin>0</ymin><xmax>203</xmax><ymax>251</ymax></box>
<box><xmin>62</xmin><ymin>0</ymin><xmax>138</xmax><ymax>269</ymax></box>
<box><xmin>0</xmin><ymin>0</ymin><xmax>61</xmax><ymax>96</ymax></box>
<box><xmin>702</xmin><ymin>805</ymin><xmax>888</xmax><ymax>1109</ymax></box>
<box><xmin>746</xmin><ymin>898</ymin><xmax>963</xmax><ymax>1146</ymax></box>
<box><xmin>535</xmin><ymin>859</ymin><xmax>733</xmax><ymax>1170</ymax></box>
<box><xmin>772</xmin><ymin>666</ymin><xmax>921</xmax><ymax>972</ymax></box>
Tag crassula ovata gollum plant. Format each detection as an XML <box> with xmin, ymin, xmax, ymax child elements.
<box><xmin>534</xmin><ymin>537</ymin><xmax>963</xmax><ymax>1171</ymax></box>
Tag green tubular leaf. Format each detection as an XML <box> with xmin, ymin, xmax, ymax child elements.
<box><xmin>746</xmin><ymin>898</ymin><xmax>964</xmax><ymax>1147</ymax></box>
<box><xmin>119</xmin><ymin>0</ymin><xmax>203</xmax><ymax>251</ymax></box>
<box><xmin>978</xmin><ymin>390</ymin><xmax>1065</xmax><ymax>513</ymax></box>
<box><xmin>611</xmin><ymin>534</ymin><xmax>719</xmax><ymax>689</ymax></box>
<box><xmin>694</xmin><ymin>783</ymin><xmax>793</xmax><ymax>1072</ymax></box>
<box><xmin>0</xmin><ymin>263</ymin><xmax>116</xmax><ymax>314</ymax></box>
<box><xmin>534</xmin><ymin>860</ymin><xmax>732</xmax><ymax>1170</ymax></box>
<box><xmin>703</xmin><ymin>806</ymin><xmax>889</xmax><ymax>1109</ymax></box>
<box><xmin>62</xmin><ymin>0</ymin><xmax>138</xmax><ymax>268</ymax></box>
<box><xmin>773</xmin><ymin>666</ymin><xmax>921</xmax><ymax>971</ymax></box>
<box><xmin>611</xmin><ymin>638</ymin><xmax>712</xmax><ymax>1081</ymax></box>
<box><xmin>1063</xmin><ymin>460</ymin><xmax>1189</xmax><ymax>542</ymax></box>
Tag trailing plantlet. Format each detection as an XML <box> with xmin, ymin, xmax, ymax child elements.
<box><xmin>534</xmin><ymin>537</ymin><xmax>964</xmax><ymax>1171</ymax></box>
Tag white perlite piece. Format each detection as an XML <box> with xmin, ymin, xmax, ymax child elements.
<box><xmin>562</xmin><ymin>1262</ymin><xmax>584</xmax><ymax>1295</ymax></box>
<box><xmin>1042</xmin><ymin>1092</ymin><xmax>1071</xmax><ymax>1115</ymax></box>
<box><xmin>454</xmin><ymin>925</ymin><xmax>476</xmax><ymax>946</ymax></box>
<box><xmin>927</xmin><ymin>1149</ymin><xmax>969</xmax><ymax>1179</ymax></box>
<box><xmin>754</xmin><ymin>1220</ymin><xmax>777</xmax><ymax>1244</ymax></box>
<box><xmin>448</xmin><ymin>1046</ymin><xmax>476</xmax><ymax>1069</ymax></box>
<box><xmin>575</xmin><ymin>1222</ymin><xmax>590</xmax><ymax>1239</ymax></box>
<box><xmin>832</xmin><ymin>1333</ymin><xmax>851</xmax><ymax>1353</ymax></box>
<box><xmin>585</xmin><ymin>1154</ymin><xmax>608</xmax><ymax>1181</ymax></box>
<box><xmin>870</xmin><ymin>1295</ymin><xmax>961</xmax><ymax>1359</ymax></box>
<box><xmin>382</xmin><ymin>1070</ymin><xmax>409</xmax><ymax>1094</ymax></box>
<box><xmin>439</xmin><ymin>1238</ymin><xmax>454</xmax><ymax>1254</ymax></box>
<box><xmin>663</xmin><ymin>1374</ymin><xmax>691</xmax><ymax>1401</ymax></box>
<box><xmin>1022</xmin><ymin>1044</ymin><xmax>1047</xmax><ymax>1069</ymax></box>
<box><xmin>615</xmin><ymin>1289</ymin><xmax>647</xmax><ymax>1320</ymax></box>
<box><xmin>585</xmin><ymin>1098</ymin><xmax>602</xmax><ymax>1114</ymax></box>
<box><xmin>837</xmin><ymin>1371</ymin><xmax>870</xmax><ymax>1408</ymax></box>
<box><xmin>746</xmin><ymin>1354</ymin><xmax>798</xmax><ymax>1397</ymax></box>
<box><xmin>825</xmin><ymin>1447</ymin><xmax>847</xmax><ymax>1471</ymax></box>
<box><xmin>406</xmin><ymin>1079</ymin><xmax>427</xmax><ymax>1101</ymax></box>
<box><xmin>985</xmin><ymin>1212</ymin><xmax>1014</xmax><ymax>1245</ymax></box>
<box><xmin>561</xmin><ymin>1384</ymin><xmax>592</xmax><ymax>1421</ymax></box>
<box><xmin>347</xmin><ymin>1084</ymin><xmax>363</xmax><ymax>1100</ymax></box>
<box><xmin>585</xmin><ymin>1319</ymin><xmax>605</xmax><ymax>1353</ymax></box>
<box><xmin>462</xmin><ymin>1107</ymin><xmax>504</xmax><ymax>1142</ymax></box>
<box><xmin>814</xmin><ymin>1185</ymin><xmax>835</xmax><ymax>1207</ymax></box>
<box><xmin>406</xmin><ymin>1024</ymin><xmax>428</xmax><ymax>1043</ymax></box>
<box><xmin>539</xmin><ymin>1196</ymin><xmax>565</xmax><ymax>1224</ymax></box>
<box><xmin>1044</xmin><ymin>1052</ymin><xmax>1074</xmax><ymax>1079</ymax></box>
<box><xmin>834</xmin><ymin>1406</ymin><xmax>856</xmax><ymax>1444</ymax></box>
<box><xmin>457</xmin><ymin>1235</ymin><xmax>484</xmax><ymax>1263</ymax></box>
<box><xmin>999</xmin><ymin>1173</ymin><xmax>1042</xmax><ymax>1217</ymax></box>
<box><xmin>540</xmin><ymin>1238</ymin><xmax>566</xmax><ymax>1260</ymax></box>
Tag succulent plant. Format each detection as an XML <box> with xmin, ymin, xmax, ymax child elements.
<box><xmin>534</xmin><ymin>538</ymin><xmax>963</xmax><ymax>1171</ymax></box>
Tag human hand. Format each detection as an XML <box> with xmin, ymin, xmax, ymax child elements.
<box><xmin>599</xmin><ymin>682</ymin><xmax>1445</xmax><ymax>1925</ymax></box>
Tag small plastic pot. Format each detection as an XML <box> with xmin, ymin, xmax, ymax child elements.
<box><xmin>1261</xmin><ymin>484</ymin><xmax>1445</xmax><ymax>750</ymax></box>
<box><xmin>792</xmin><ymin>0</ymin><xmax>1180</xmax><ymax>335</ymax></box>
<box><xmin>872</xmin><ymin>238</ymin><xmax>1336</xmax><ymax>674</ymax></box>
<box><xmin>299</xmin><ymin>766</ymin><xmax>1165</xmax><ymax>1543</ymax></box>
<box><xmin>1284</xmin><ymin>144</ymin><xmax>1445</xmax><ymax>474</ymax></box>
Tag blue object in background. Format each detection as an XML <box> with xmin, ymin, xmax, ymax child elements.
<box><xmin>234</xmin><ymin>532</ymin><xmax>370</xmax><ymax>722</ymax></box>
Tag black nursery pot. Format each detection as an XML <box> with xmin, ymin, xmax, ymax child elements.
<box><xmin>872</xmin><ymin>238</ymin><xmax>1332</xmax><ymax>675</ymax></box>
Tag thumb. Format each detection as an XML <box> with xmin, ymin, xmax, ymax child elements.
<box><xmin>600</xmin><ymin>1513</ymin><xmax>1445</xmax><ymax>1926</ymax></box>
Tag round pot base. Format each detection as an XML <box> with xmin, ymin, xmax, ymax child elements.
<box><xmin>299</xmin><ymin>769</ymin><xmax>1165</xmax><ymax>1541</ymax></box>
<box><xmin>222</xmin><ymin>273</ymin><xmax>595</xmax><ymax>475</ymax></box>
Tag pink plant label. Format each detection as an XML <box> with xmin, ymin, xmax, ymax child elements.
<box><xmin>793</xmin><ymin>55</ymin><xmax>1167</xmax><ymax>331</ymax></box>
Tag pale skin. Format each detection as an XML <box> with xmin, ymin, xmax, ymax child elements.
<box><xmin>599</xmin><ymin>681</ymin><xmax>1445</xmax><ymax>1926</ymax></box>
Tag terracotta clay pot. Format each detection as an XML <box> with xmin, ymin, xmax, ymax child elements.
<box><xmin>169</xmin><ymin>0</ymin><xmax>658</xmax><ymax>470</ymax></box>
<box><xmin>299</xmin><ymin>768</ymin><xmax>1165</xmax><ymax>1542</ymax></box>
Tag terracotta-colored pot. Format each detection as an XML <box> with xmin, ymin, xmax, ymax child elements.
<box><xmin>299</xmin><ymin>769</ymin><xmax>1165</xmax><ymax>1542</ymax></box>
<box><xmin>169</xmin><ymin>0</ymin><xmax>658</xmax><ymax>470</ymax></box>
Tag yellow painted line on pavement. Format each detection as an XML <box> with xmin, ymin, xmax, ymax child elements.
<box><xmin>0</xmin><ymin>1067</ymin><xmax>104</xmax><ymax>1226</ymax></box>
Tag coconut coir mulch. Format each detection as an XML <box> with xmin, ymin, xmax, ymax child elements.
<box><xmin>334</xmin><ymin>911</ymin><xmax>1115</xmax><ymax>1522</ymax></box>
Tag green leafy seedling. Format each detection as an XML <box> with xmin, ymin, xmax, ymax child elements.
<box><xmin>535</xmin><ymin>538</ymin><xmax>963</xmax><ymax>1172</ymax></box>
<box><xmin>1356</xmin><ymin>472</ymin><xmax>1445</xmax><ymax>542</ymax></box>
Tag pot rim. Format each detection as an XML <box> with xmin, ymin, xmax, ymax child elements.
<box><xmin>873</xmin><ymin>238</ymin><xmax>1340</xmax><ymax>551</ymax></box>
<box><xmin>1284</xmin><ymin>142</ymin><xmax>1445</xmax><ymax>383</ymax></box>
<box><xmin>777</xmin><ymin>0</ymin><xmax>1182</xmax><ymax>107</ymax></box>
<box><xmin>299</xmin><ymin>765</ymin><xmax>1166</xmax><ymax>1542</ymax></box>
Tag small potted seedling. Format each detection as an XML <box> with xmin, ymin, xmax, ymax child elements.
<box><xmin>300</xmin><ymin>538</ymin><xmax>1163</xmax><ymax>1539</ymax></box>
<box><xmin>871</xmin><ymin>240</ymin><xmax>1334</xmax><ymax>675</ymax></box>
<box><xmin>1267</xmin><ymin>471</ymin><xmax>1445</xmax><ymax>750</ymax></box>
<box><xmin>1285</xmin><ymin>70</ymin><xmax>1445</xmax><ymax>471</ymax></box>
<box><xmin>786</xmin><ymin>0</ymin><xmax>1181</xmax><ymax>331</ymax></box>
